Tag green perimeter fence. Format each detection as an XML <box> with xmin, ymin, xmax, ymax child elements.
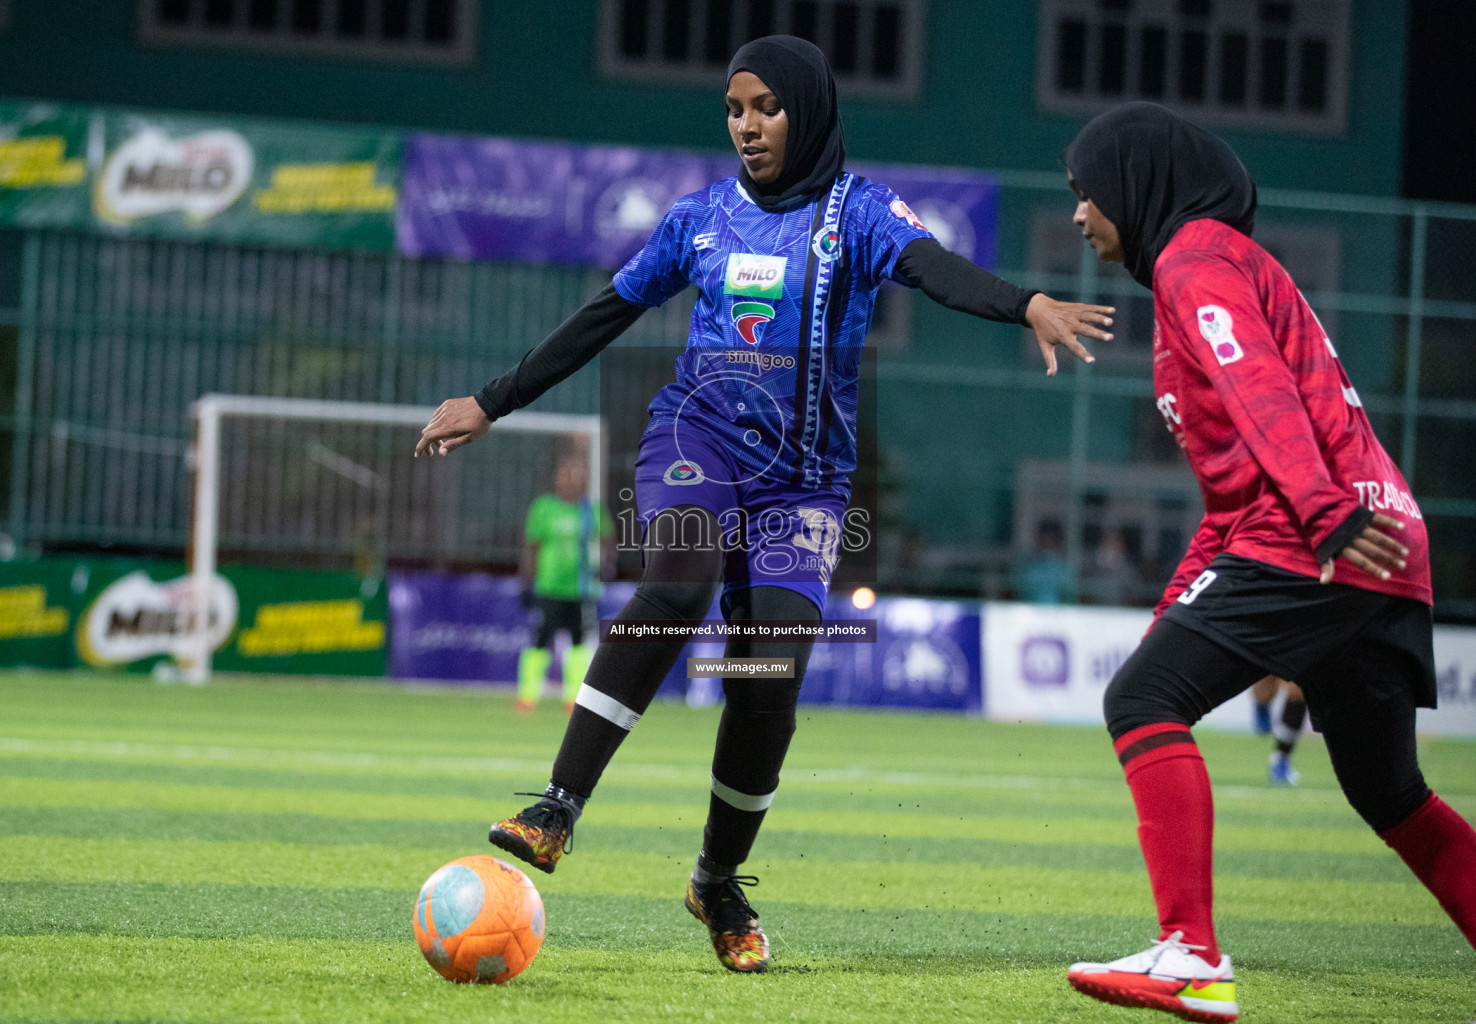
<box><xmin>0</xmin><ymin>174</ymin><xmax>1472</xmax><ymax>618</ymax></box>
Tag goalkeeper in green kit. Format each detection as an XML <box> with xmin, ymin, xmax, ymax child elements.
<box><xmin>516</xmin><ymin>453</ymin><xmax>614</xmax><ymax>713</ymax></box>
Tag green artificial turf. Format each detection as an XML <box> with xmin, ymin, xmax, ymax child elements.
<box><xmin>0</xmin><ymin>671</ymin><xmax>1471</xmax><ymax>1023</ymax></box>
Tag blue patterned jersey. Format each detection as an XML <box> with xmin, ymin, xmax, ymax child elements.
<box><xmin>612</xmin><ymin>173</ymin><xmax>932</xmax><ymax>489</ymax></box>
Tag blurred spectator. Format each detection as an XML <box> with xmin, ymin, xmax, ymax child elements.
<box><xmin>1084</xmin><ymin>526</ymin><xmax>1136</xmax><ymax>606</ymax></box>
<box><xmin>1014</xmin><ymin>519</ymin><xmax>1074</xmax><ymax>604</ymax></box>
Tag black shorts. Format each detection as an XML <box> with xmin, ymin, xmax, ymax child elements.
<box><xmin>1160</xmin><ymin>553</ymin><xmax>1437</xmax><ymax>723</ymax></box>
<box><xmin>532</xmin><ymin>597</ymin><xmax>589</xmax><ymax>648</ymax></box>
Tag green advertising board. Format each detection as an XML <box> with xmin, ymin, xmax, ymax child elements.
<box><xmin>0</xmin><ymin>101</ymin><xmax>90</xmax><ymax>230</ymax></box>
<box><xmin>0</xmin><ymin>557</ymin><xmax>386</xmax><ymax>677</ymax></box>
<box><xmin>0</xmin><ymin>558</ymin><xmax>80</xmax><ymax>668</ymax></box>
<box><xmin>91</xmin><ymin>108</ymin><xmax>399</xmax><ymax>249</ymax></box>
<box><xmin>214</xmin><ymin>566</ymin><xmax>386</xmax><ymax>677</ymax></box>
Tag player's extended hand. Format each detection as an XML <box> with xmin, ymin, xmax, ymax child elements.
<box><xmin>1319</xmin><ymin>512</ymin><xmax>1409</xmax><ymax>583</ymax></box>
<box><xmin>414</xmin><ymin>396</ymin><xmax>492</xmax><ymax>458</ymax></box>
<box><xmin>1025</xmin><ymin>294</ymin><xmax>1115</xmax><ymax>376</ymax></box>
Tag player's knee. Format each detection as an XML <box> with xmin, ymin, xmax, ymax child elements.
<box><xmin>1102</xmin><ymin>666</ymin><xmax>1193</xmax><ymax>740</ymax></box>
<box><xmin>633</xmin><ymin>577</ymin><xmax>720</xmax><ymax>623</ymax></box>
<box><xmin>1343</xmin><ymin>767</ymin><xmax>1431</xmax><ymax>833</ymax></box>
<box><xmin>723</xmin><ymin>676</ymin><xmax>802</xmax><ymax>715</ymax></box>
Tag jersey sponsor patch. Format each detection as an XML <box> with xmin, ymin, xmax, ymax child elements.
<box><xmin>1196</xmin><ymin>305</ymin><xmax>1244</xmax><ymax>365</ymax></box>
<box><xmin>731</xmin><ymin>301</ymin><xmax>775</xmax><ymax>345</ymax></box>
<box><xmin>889</xmin><ymin>198</ymin><xmax>926</xmax><ymax>231</ymax></box>
<box><xmin>810</xmin><ymin>225</ymin><xmax>842</xmax><ymax>264</ymax></box>
<box><xmin>662</xmin><ymin>460</ymin><xmax>706</xmax><ymax>486</ymax></box>
<box><xmin>723</xmin><ymin>253</ymin><xmax>786</xmax><ymax>299</ymax></box>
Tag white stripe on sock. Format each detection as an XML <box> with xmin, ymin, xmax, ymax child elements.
<box><xmin>711</xmin><ymin>774</ymin><xmax>776</xmax><ymax>812</ymax></box>
<box><xmin>574</xmin><ymin>684</ymin><xmax>641</xmax><ymax>731</ymax></box>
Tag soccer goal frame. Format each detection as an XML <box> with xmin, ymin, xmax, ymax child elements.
<box><xmin>187</xmin><ymin>393</ymin><xmax>604</xmax><ymax>684</ymax></box>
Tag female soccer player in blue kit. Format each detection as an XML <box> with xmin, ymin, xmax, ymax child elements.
<box><xmin>416</xmin><ymin>35</ymin><xmax>1113</xmax><ymax>972</ymax></box>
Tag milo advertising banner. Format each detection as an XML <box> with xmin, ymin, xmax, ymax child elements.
<box><xmin>0</xmin><ymin>101</ymin><xmax>90</xmax><ymax>229</ymax></box>
<box><xmin>92</xmin><ymin>109</ymin><xmax>400</xmax><ymax>249</ymax></box>
<box><xmin>73</xmin><ymin>560</ymin><xmax>238</xmax><ymax>672</ymax></box>
<box><xmin>0</xmin><ymin>557</ymin><xmax>386</xmax><ymax>676</ymax></box>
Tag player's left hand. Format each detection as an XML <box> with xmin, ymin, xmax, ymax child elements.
<box><xmin>415</xmin><ymin>396</ymin><xmax>492</xmax><ymax>457</ymax></box>
<box><xmin>1319</xmin><ymin>512</ymin><xmax>1409</xmax><ymax>583</ymax></box>
<box><xmin>1025</xmin><ymin>294</ymin><xmax>1115</xmax><ymax>376</ymax></box>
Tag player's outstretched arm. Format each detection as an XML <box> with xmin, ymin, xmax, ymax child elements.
<box><xmin>892</xmin><ymin>238</ymin><xmax>1113</xmax><ymax>376</ymax></box>
<box><xmin>1319</xmin><ymin>512</ymin><xmax>1409</xmax><ymax>584</ymax></box>
<box><xmin>415</xmin><ymin>283</ymin><xmax>646</xmax><ymax>458</ymax></box>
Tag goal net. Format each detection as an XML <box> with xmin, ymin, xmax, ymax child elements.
<box><xmin>186</xmin><ymin>394</ymin><xmax>604</xmax><ymax>683</ymax></box>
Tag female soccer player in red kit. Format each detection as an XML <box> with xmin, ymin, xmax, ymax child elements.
<box><xmin>1061</xmin><ymin>103</ymin><xmax>1476</xmax><ymax>1022</ymax></box>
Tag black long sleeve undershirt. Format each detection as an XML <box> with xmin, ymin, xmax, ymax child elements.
<box><xmin>893</xmin><ymin>237</ymin><xmax>1039</xmax><ymax>325</ymax></box>
<box><xmin>475</xmin><ymin>239</ymin><xmax>1039</xmax><ymax>421</ymax></box>
<box><xmin>476</xmin><ymin>283</ymin><xmax>645</xmax><ymax>421</ymax></box>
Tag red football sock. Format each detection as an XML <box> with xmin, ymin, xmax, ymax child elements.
<box><xmin>1379</xmin><ymin>792</ymin><xmax>1476</xmax><ymax>949</ymax></box>
<box><xmin>1114</xmin><ymin>722</ymin><xmax>1220</xmax><ymax>963</ymax></box>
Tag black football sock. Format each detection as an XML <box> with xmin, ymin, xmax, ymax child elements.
<box><xmin>548</xmin><ymin>513</ymin><xmax>722</xmax><ymax>800</ymax></box>
<box><xmin>1274</xmin><ymin>698</ymin><xmax>1308</xmax><ymax>756</ymax></box>
<box><xmin>700</xmin><ymin>586</ymin><xmax>815</xmax><ymax>869</ymax></box>
<box><xmin>691</xmin><ymin>852</ymin><xmax>736</xmax><ymax>885</ymax></box>
<box><xmin>549</xmin><ymin>581</ymin><xmax>717</xmax><ymax>799</ymax></box>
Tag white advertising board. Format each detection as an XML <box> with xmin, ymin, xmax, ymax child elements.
<box><xmin>1421</xmin><ymin>624</ymin><xmax>1476</xmax><ymax>737</ymax></box>
<box><xmin>981</xmin><ymin>602</ymin><xmax>1476</xmax><ymax>738</ymax></box>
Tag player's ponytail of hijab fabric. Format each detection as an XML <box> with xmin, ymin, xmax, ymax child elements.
<box><xmin>1064</xmin><ymin>102</ymin><xmax>1257</xmax><ymax>289</ymax></box>
<box><xmin>727</xmin><ymin>35</ymin><xmax>846</xmax><ymax>212</ymax></box>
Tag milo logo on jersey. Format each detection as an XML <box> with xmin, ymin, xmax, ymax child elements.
<box><xmin>724</xmin><ymin>254</ymin><xmax>786</xmax><ymax>299</ymax></box>
<box><xmin>731</xmin><ymin>301</ymin><xmax>775</xmax><ymax>345</ymax></box>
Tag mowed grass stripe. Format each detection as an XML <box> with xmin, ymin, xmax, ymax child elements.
<box><xmin>3</xmin><ymin>881</ymin><xmax>1469</xmax><ymax>974</ymax></box>
<box><xmin>5</xmin><ymin>731</ymin><xmax>1472</xmax><ymax>802</ymax></box>
<box><xmin>7</xmin><ymin>753</ymin><xmax>1397</xmax><ymax>831</ymax></box>
<box><xmin>0</xmin><ymin>805</ymin><xmax>1425</xmax><ymax>882</ymax></box>
<box><xmin>0</xmin><ymin>933</ymin><xmax>1469</xmax><ymax>1024</ymax></box>
<box><xmin>0</xmin><ymin>835</ymin><xmax>1448</xmax><ymax>926</ymax></box>
<box><xmin>0</xmin><ymin>776</ymin><xmax>1393</xmax><ymax>855</ymax></box>
<box><xmin>3</xmin><ymin>740</ymin><xmax>1472</xmax><ymax>829</ymax></box>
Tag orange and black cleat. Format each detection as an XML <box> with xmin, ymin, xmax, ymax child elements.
<box><xmin>684</xmin><ymin>874</ymin><xmax>770</xmax><ymax>973</ymax></box>
<box><xmin>488</xmin><ymin>791</ymin><xmax>579</xmax><ymax>874</ymax></box>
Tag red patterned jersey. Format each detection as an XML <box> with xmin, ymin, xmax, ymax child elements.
<box><xmin>1150</xmin><ymin>218</ymin><xmax>1431</xmax><ymax>617</ymax></box>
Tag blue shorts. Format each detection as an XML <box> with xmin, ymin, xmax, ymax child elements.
<box><xmin>633</xmin><ymin>419</ymin><xmax>850</xmax><ymax>614</ymax></box>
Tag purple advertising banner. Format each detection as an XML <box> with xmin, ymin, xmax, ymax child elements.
<box><xmin>800</xmin><ymin>596</ymin><xmax>982</xmax><ymax>713</ymax></box>
<box><xmin>388</xmin><ymin>570</ymin><xmax>980</xmax><ymax>713</ymax></box>
<box><xmin>396</xmin><ymin>133</ymin><xmax>1000</xmax><ymax>270</ymax></box>
<box><xmin>389</xmin><ymin>571</ymin><xmax>528</xmax><ymax>683</ymax></box>
<box><xmin>387</xmin><ymin>572</ymin><xmax>651</xmax><ymax>687</ymax></box>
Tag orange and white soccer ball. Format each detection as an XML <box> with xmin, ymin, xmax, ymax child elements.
<box><xmin>413</xmin><ymin>855</ymin><xmax>545</xmax><ymax>984</ymax></box>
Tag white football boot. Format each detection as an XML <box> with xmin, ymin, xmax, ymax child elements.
<box><xmin>1068</xmin><ymin>930</ymin><xmax>1237</xmax><ymax>1022</ymax></box>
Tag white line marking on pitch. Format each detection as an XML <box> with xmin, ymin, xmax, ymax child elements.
<box><xmin>0</xmin><ymin>736</ymin><xmax>1365</xmax><ymax>801</ymax></box>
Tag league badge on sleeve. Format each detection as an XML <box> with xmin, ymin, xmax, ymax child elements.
<box><xmin>1196</xmin><ymin>305</ymin><xmax>1244</xmax><ymax>366</ymax></box>
<box><xmin>663</xmin><ymin>460</ymin><xmax>706</xmax><ymax>486</ymax></box>
<box><xmin>889</xmin><ymin>198</ymin><xmax>927</xmax><ymax>231</ymax></box>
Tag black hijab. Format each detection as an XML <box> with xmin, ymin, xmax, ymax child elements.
<box><xmin>726</xmin><ymin>35</ymin><xmax>846</xmax><ymax>212</ymax></box>
<box><xmin>1064</xmin><ymin>102</ymin><xmax>1257</xmax><ymax>288</ymax></box>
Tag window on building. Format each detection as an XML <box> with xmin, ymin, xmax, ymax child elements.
<box><xmin>138</xmin><ymin>0</ymin><xmax>474</xmax><ymax>64</ymax></box>
<box><xmin>1036</xmin><ymin>0</ymin><xmax>1349</xmax><ymax>133</ymax></box>
<box><xmin>599</xmin><ymin>0</ymin><xmax>924</xmax><ymax>100</ymax></box>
